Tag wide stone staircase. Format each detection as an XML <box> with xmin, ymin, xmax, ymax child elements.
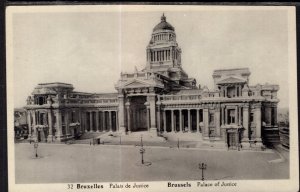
<box><xmin>262</xmin><ymin>126</ymin><xmax>281</xmax><ymax>147</ymax></box>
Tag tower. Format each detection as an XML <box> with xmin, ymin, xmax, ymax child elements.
<box><xmin>145</xmin><ymin>14</ymin><xmax>190</xmax><ymax>84</ymax></box>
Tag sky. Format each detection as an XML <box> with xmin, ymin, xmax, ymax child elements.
<box><xmin>9</xmin><ymin>6</ymin><xmax>292</xmax><ymax>108</ymax></box>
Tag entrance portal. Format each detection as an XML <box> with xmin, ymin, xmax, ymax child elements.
<box><xmin>227</xmin><ymin>132</ymin><xmax>237</xmax><ymax>150</ymax></box>
<box><xmin>129</xmin><ymin>96</ymin><xmax>147</xmax><ymax>132</ymax></box>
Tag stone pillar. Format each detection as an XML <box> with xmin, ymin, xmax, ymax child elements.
<box><xmin>266</xmin><ymin>107</ymin><xmax>272</xmax><ymax>126</ymax></box>
<box><xmin>66</xmin><ymin>111</ymin><xmax>70</xmax><ymax>136</ymax></box>
<box><xmin>78</xmin><ymin>109</ymin><xmax>82</xmax><ymax>133</ymax></box>
<box><xmin>203</xmin><ymin>108</ymin><xmax>209</xmax><ymax>138</ymax></box>
<box><xmin>156</xmin><ymin>105</ymin><xmax>161</xmax><ymax>133</ymax></box>
<box><xmin>146</xmin><ymin>106</ymin><xmax>150</xmax><ymax>131</ymax></box>
<box><xmin>242</xmin><ymin>104</ymin><xmax>250</xmax><ymax>144</ymax></box>
<box><xmin>224</xmin><ymin>87</ymin><xmax>227</xmax><ymax>97</ymax></box>
<box><xmin>255</xmin><ymin>104</ymin><xmax>262</xmax><ymax>144</ymax></box>
<box><xmin>85</xmin><ymin>112</ymin><xmax>89</xmax><ymax>132</ymax></box>
<box><xmin>179</xmin><ymin>109</ymin><xmax>183</xmax><ymax>132</ymax></box>
<box><xmin>89</xmin><ymin>111</ymin><xmax>93</xmax><ymax>132</ymax></box>
<box><xmin>126</xmin><ymin>103</ymin><xmax>131</xmax><ymax>133</ymax></box>
<box><xmin>196</xmin><ymin>109</ymin><xmax>200</xmax><ymax>133</ymax></box>
<box><xmin>115</xmin><ymin>111</ymin><xmax>119</xmax><ymax>131</ymax></box>
<box><xmin>163</xmin><ymin>110</ymin><xmax>167</xmax><ymax>133</ymax></box>
<box><xmin>274</xmin><ymin>106</ymin><xmax>277</xmax><ymax>126</ymax></box>
<box><xmin>148</xmin><ymin>94</ymin><xmax>157</xmax><ymax>133</ymax></box>
<box><xmin>171</xmin><ymin>109</ymin><xmax>174</xmax><ymax>132</ymax></box>
<box><xmin>47</xmin><ymin>110</ymin><xmax>53</xmax><ymax>141</ymax></box>
<box><xmin>118</xmin><ymin>95</ymin><xmax>126</xmax><ymax>133</ymax></box>
<box><xmin>215</xmin><ymin>107</ymin><xmax>221</xmax><ymax>137</ymax></box>
<box><xmin>96</xmin><ymin>111</ymin><xmax>99</xmax><ymax>132</ymax></box>
<box><xmin>82</xmin><ymin>112</ymin><xmax>86</xmax><ymax>132</ymax></box>
<box><xmin>235</xmin><ymin>106</ymin><xmax>238</xmax><ymax>124</ymax></box>
<box><xmin>221</xmin><ymin>105</ymin><xmax>225</xmax><ymax>126</ymax></box>
<box><xmin>32</xmin><ymin>111</ymin><xmax>36</xmax><ymax>127</ymax></box>
<box><xmin>188</xmin><ymin>109</ymin><xmax>191</xmax><ymax>132</ymax></box>
<box><xmin>102</xmin><ymin>111</ymin><xmax>106</xmax><ymax>131</ymax></box>
<box><xmin>27</xmin><ymin>111</ymin><xmax>32</xmax><ymax>138</ymax></box>
<box><xmin>238</xmin><ymin>106</ymin><xmax>242</xmax><ymax>125</ymax></box>
<box><xmin>109</xmin><ymin>111</ymin><xmax>112</xmax><ymax>132</ymax></box>
<box><xmin>225</xmin><ymin>107</ymin><xmax>228</xmax><ymax>125</ymax></box>
<box><xmin>55</xmin><ymin>110</ymin><xmax>62</xmax><ymax>140</ymax></box>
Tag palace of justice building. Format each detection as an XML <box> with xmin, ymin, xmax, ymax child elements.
<box><xmin>23</xmin><ymin>14</ymin><xmax>280</xmax><ymax>150</ymax></box>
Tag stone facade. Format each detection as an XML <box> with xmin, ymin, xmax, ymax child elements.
<box><xmin>24</xmin><ymin>14</ymin><xmax>279</xmax><ymax>149</ymax></box>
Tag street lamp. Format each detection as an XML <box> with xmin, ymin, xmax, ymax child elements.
<box><xmin>199</xmin><ymin>163</ymin><xmax>207</xmax><ymax>181</ymax></box>
<box><xmin>139</xmin><ymin>135</ymin><xmax>145</xmax><ymax>164</ymax></box>
<box><xmin>34</xmin><ymin>141</ymin><xmax>39</xmax><ymax>158</ymax></box>
<box><xmin>140</xmin><ymin>147</ymin><xmax>145</xmax><ymax>164</ymax></box>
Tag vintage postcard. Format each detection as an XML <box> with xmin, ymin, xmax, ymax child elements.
<box><xmin>6</xmin><ymin>5</ymin><xmax>298</xmax><ymax>192</ymax></box>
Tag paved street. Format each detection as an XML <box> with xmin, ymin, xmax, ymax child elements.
<box><xmin>15</xmin><ymin>143</ymin><xmax>289</xmax><ymax>183</ymax></box>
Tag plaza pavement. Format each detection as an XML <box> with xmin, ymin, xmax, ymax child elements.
<box><xmin>15</xmin><ymin>143</ymin><xmax>289</xmax><ymax>183</ymax></box>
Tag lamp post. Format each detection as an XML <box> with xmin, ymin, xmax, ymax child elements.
<box><xmin>140</xmin><ymin>135</ymin><xmax>145</xmax><ymax>164</ymax></box>
<box><xmin>199</xmin><ymin>163</ymin><xmax>207</xmax><ymax>181</ymax></box>
<box><xmin>34</xmin><ymin>141</ymin><xmax>38</xmax><ymax>158</ymax></box>
<box><xmin>140</xmin><ymin>147</ymin><xmax>145</xmax><ymax>164</ymax></box>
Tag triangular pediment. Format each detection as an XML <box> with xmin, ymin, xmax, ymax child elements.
<box><xmin>122</xmin><ymin>79</ymin><xmax>152</xmax><ymax>88</ymax></box>
<box><xmin>217</xmin><ymin>76</ymin><xmax>246</xmax><ymax>84</ymax></box>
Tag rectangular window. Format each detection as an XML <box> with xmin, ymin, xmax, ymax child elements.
<box><xmin>228</xmin><ymin>109</ymin><xmax>235</xmax><ymax>124</ymax></box>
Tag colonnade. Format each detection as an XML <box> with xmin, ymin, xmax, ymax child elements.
<box><xmin>149</xmin><ymin>49</ymin><xmax>171</xmax><ymax>62</ymax></box>
<box><xmin>84</xmin><ymin>110</ymin><xmax>118</xmax><ymax>132</ymax></box>
<box><xmin>160</xmin><ymin>109</ymin><xmax>204</xmax><ymax>133</ymax></box>
<box><xmin>221</xmin><ymin>85</ymin><xmax>243</xmax><ymax>98</ymax></box>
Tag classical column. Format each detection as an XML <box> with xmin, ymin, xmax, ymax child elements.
<box><xmin>235</xmin><ymin>106</ymin><xmax>238</xmax><ymax>124</ymax></box>
<box><xmin>267</xmin><ymin>107</ymin><xmax>272</xmax><ymax>125</ymax></box>
<box><xmin>221</xmin><ymin>105</ymin><xmax>225</xmax><ymax>126</ymax></box>
<box><xmin>163</xmin><ymin>110</ymin><xmax>167</xmax><ymax>133</ymax></box>
<box><xmin>146</xmin><ymin>106</ymin><xmax>150</xmax><ymax>131</ymax></box>
<box><xmin>66</xmin><ymin>111</ymin><xmax>70</xmax><ymax>136</ymax></box>
<box><xmin>225</xmin><ymin>107</ymin><xmax>228</xmax><ymax>125</ymax></box>
<box><xmin>179</xmin><ymin>109</ymin><xmax>183</xmax><ymax>132</ymax></box>
<box><xmin>78</xmin><ymin>109</ymin><xmax>82</xmax><ymax>133</ymax></box>
<box><xmin>125</xmin><ymin>102</ymin><xmax>131</xmax><ymax>133</ymax></box>
<box><xmin>118</xmin><ymin>95</ymin><xmax>126</xmax><ymax>133</ymax></box>
<box><xmin>89</xmin><ymin>111</ymin><xmax>93</xmax><ymax>132</ymax></box>
<box><xmin>27</xmin><ymin>111</ymin><xmax>32</xmax><ymax>138</ymax></box>
<box><xmin>156</xmin><ymin>105</ymin><xmax>161</xmax><ymax>133</ymax></box>
<box><xmin>238</xmin><ymin>106</ymin><xmax>242</xmax><ymax>125</ymax></box>
<box><xmin>196</xmin><ymin>109</ymin><xmax>200</xmax><ymax>133</ymax></box>
<box><xmin>115</xmin><ymin>111</ymin><xmax>119</xmax><ymax>131</ymax></box>
<box><xmin>188</xmin><ymin>109</ymin><xmax>191</xmax><ymax>132</ymax></box>
<box><xmin>32</xmin><ymin>111</ymin><xmax>36</xmax><ymax>127</ymax></box>
<box><xmin>85</xmin><ymin>112</ymin><xmax>89</xmax><ymax>132</ymax></box>
<box><xmin>242</xmin><ymin>104</ymin><xmax>249</xmax><ymax>141</ymax></box>
<box><xmin>203</xmin><ymin>108</ymin><xmax>209</xmax><ymax>138</ymax></box>
<box><xmin>215</xmin><ymin>107</ymin><xmax>221</xmax><ymax>137</ymax></box>
<box><xmin>96</xmin><ymin>111</ymin><xmax>99</xmax><ymax>132</ymax></box>
<box><xmin>255</xmin><ymin>104</ymin><xmax>262</xmax><ymax>143</ymax></box>
<box><xmin>47</xmin><ymin>110</ymin><xmax>53</xmax><ymax>141</ymax></box>
<box><xmin>171</xmin><ymin>109</ymin><xmax>174</xmax><ymax>132</ymax></box>
<box><xmin>148</xmin><ymin>94</ymin><xmax>157</xmax><ymax>133</ymax></box>
<box><xmin>102</xmin><ymin>111</ymin><xmax>106</xmax><ymax>131</ymax></box>
<box><xmin>274</xmin><ymin>106</ymin><xmax>277</xmax><ymax>126</ymax></box>
<box><xmin>109</xmin><ymin>111</ymin><xmax>112</xmax><ymax>132</ymax></box>
<box><xmin>55</xmin><ymin>110</ymin><xmax>62</xmax><ymax>139</ymax></box>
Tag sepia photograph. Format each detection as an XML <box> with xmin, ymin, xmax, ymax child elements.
<box><xmin>6</xmin><ymin>5</ymin><xmax>298</xmax><ymax>192</ymax></box>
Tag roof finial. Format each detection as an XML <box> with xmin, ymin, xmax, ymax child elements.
<box><xmin>161</xmin><ymin>13</ymin><xmax>166</xmax><ymax>22</ymax></box>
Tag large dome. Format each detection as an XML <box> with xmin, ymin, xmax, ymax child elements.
<box><xmin>153</xmin><ymin>14</ymin><xmax>174</xmax><ymax>32</ymax></box>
